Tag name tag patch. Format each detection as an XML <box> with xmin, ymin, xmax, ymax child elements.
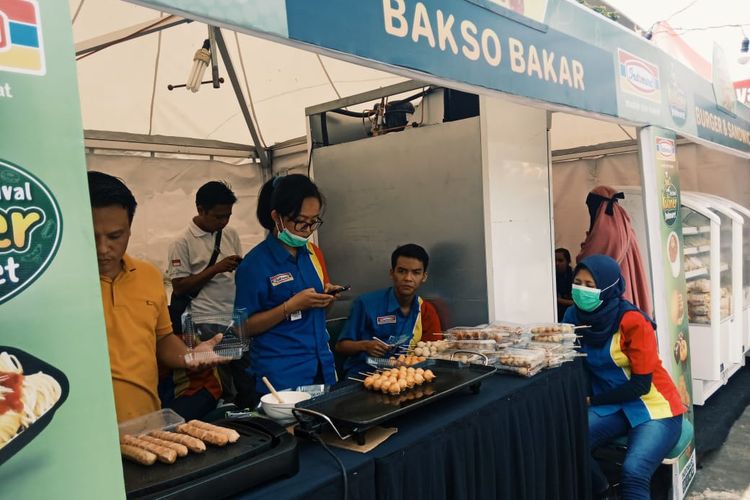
<box><xmin>377</xmin><ymin>315</ymin><xmax>397</xmax><ymax>325</ymax></box>
<box><xmin>270</xmin><ymin>272</ymin><xmax>294</xmax><ymax>286</ymax></box>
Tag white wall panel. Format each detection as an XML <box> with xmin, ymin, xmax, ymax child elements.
<box><xmin>480</xmin><ymin>96</ymin><xmax>555</xmax><ymax>323</ymax></box>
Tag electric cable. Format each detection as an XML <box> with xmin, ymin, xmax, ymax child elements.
<box><xmin>316</xmin><ymin>54</ymin><xmax>342</xmax><ymax>100</ymax></box>
<box><xmin>313</xmin><ymin>434</ymin><xmax>348</xmax><ymax>500</ymax></box>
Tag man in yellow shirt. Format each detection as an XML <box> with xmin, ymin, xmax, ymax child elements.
<box><xmin>88</xmin><ymin>171</ymin><xmax>226</xmax><ymax>422</ymax></box>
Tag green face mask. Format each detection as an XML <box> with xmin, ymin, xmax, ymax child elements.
<box><xmin>278</xmin><ymin>228</ymin><xmax>309</xmax><ymax>247</ymax></box>
<box><xmin>571</xmin><ymin>284</ymin><xmax>603</xmax><ymax>312</ymax></box>
<box><xmin>276</xmin><ymin>218</ymin><xmax>310</xmax><ymax>248</ymax></box>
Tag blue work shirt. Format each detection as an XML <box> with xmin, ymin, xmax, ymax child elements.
<box><xmin>339</xmin><ymin>287</ymin><xmax>425</xmax><ymax>377</ymax></box>
<box><xmin>235</xmin><ymin>234</ymin><xmax>336</xmax><ymax>394</ymax></box>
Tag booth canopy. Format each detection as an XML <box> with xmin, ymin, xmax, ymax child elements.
<box><xmin>70</xmin><ymin>0</ymin><xmax>407</xmax><ymax>147</ymax></box>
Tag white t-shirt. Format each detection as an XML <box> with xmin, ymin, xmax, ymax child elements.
<box><xmin>167</xmin><ymin>220</ymin><xmax>242</xmax><ymax>319</ymax></box>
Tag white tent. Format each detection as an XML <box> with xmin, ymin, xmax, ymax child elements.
<box><xmin>71</xmin><ymin>0</ymin><xmax>406</xmax><ymax>148</ymax></box>
<box><xmin>68</xmin><ymin>0</ymin><xmax>748</xmax><ymax>276</ymax></box>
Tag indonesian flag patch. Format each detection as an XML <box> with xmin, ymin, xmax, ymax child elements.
<box><xmin>171</xmin><ymin>259</ymin><xmax>182</xmax><ymax>267</ymax></box>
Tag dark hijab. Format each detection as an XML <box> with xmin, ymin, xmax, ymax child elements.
<box><xmin>585</xmin><ymin>191</ymin><xmax>625</xmax><ymax>232</ymax></box>
<box><xmin>569</xmin><ymin>255</ymin><xmax>654</xmax><ymax>347</ymax></box>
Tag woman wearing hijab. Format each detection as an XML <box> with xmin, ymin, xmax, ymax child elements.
<box><xmin>563</xmin><ymin>255</ymin><xmax>686</xmax><ymax>500</ymax></box>
<box><xmin>578</xmin><ymin>185</ymin><xmax>652</xmax><ymax>316</ymax></box>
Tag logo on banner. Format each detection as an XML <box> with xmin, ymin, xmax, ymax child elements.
<box><xmin>661</xmin><ymin>171</ymin><xmax>679</xmax><ymax>227</ymax></box>
<box><xmin>656</xmin><ymin>137</ymin><xmax>676</xmax><ymax>160</ymax></box>
<box><xmin>0</xmin><ymin>0</ymin><xmax>45</xmax><ymax>75</ymax></box>
<box><xmin>618</xmin><ymin>49</ymin><xmax>660</xmax><ymax>103</ymax></box>
<box><xmin>0</xmin><ymin>159</ymin><xmax>62</xmax><ymax>305</ymax></box>
<box><xmin>668</xmin><ymin>67</ymin><xmax>687</xmax><ymax>126</ymax></box>
<box><xmin>735</xmin><ymin>79</ymin><xmax>750</xmax><ymax>106</ymax></box>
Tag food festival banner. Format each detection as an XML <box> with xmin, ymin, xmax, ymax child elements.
<box><xmin>0</xmin><ymin>0</ymin><xmax>125</xmax><ymax>497</ymax></box>
<box><xmin>129</xmin><ymin>0</ymin><xmax>750</xmax><ymax>157</ymax></box>
<box><xmin>641</xmin><ymin>127</ymin><xmax>696</xmax><ymax>499</ymax></box>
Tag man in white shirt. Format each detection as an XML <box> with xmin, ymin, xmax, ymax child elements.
<box><xmin>161</xmin><ymin>181</ymin><xmax>246</xmax><ymax>418</ymax></box>
<box><xmin>169</xmin><ymin>181</ymin><xmax>242</xmax><ymax>320</ymax></box>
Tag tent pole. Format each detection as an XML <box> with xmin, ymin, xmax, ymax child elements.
<box><xmin>212</xmin><ymin>27</ymin><xmax>271</xmax><ymax>178</ymax></box>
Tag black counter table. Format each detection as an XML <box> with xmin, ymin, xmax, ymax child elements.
<box><xmin>237</xmin><ymin>360</ymin><xmax>591</xmax><ymax>500</ymax></box>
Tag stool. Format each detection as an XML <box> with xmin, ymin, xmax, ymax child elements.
<box><xmin>609</xmin><ymin>418</ymin><xmax>695</xmax><ymax>499</ymax></box>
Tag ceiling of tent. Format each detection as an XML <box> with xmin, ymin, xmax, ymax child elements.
<box><xmin>69</xmin><ymin>1</ymin><xmax>639</xmax><ymax>153</ymax></box>
<box><xmin>70</xmin><ymin>0</ymin><xmax>406</xmax><ymax>147</ymax></box>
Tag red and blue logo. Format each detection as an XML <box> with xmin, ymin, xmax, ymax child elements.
<box><xmin>617</xmin><ymin>49</ymin><xmax>660</xmax><ymax>103</ymax></box>
<box><xmin>0</xmin><ymin>0</ymin><xmax>45</xmax><ymax>75</ymax></box>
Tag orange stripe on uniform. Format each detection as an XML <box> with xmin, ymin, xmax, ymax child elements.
<box><xmin>307</xmin><ymin>242</ymin><xmax>328</xmax><ymax>287</ymax></box>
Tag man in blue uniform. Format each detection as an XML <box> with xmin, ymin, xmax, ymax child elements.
<box><xmin>336</xmin><ymin>244</ymin><xmax>442</xmax><ymax>377</ymax></box>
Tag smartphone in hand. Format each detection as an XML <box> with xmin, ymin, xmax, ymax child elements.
<box><xmin>328</xmin><ymin>285</ymin><xmax>351</xmax><ymax>296</ymax></box>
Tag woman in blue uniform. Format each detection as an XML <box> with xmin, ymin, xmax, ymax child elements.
<box><xmin>235</xmin><ymin>174</ymin><xmax>341</xmax><ymax>394</ymax></box>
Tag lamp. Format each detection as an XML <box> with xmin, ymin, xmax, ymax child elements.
<box><xmin>739</xmin><ymin>37</ymin><xmax>750</xmax><ymax>64</ymax></box>
<box><xmin>186</xmin><ymin>39</ymin><xmax>211</xmax><ymax>92</ymax></box>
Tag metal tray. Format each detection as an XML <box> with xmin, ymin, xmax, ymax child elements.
<box><xmin>124</xmin><ymin>417</ymin><xmax>298</xmax><ymax>499</ymax></box>
<box><xmin>293</xmin><ymin>358</ymin><xmax>496</xmax><ymax>443</ymax></box>
<box><xmin>0</xmin><ymin>346</ymin><xmax>70</xmax><ymax>467</ymax></box>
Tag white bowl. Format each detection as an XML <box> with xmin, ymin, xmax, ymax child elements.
<box><xmin>260</xmin><ymin>390</ymin><xmax>312</xmax><ymax>422</ymax></box>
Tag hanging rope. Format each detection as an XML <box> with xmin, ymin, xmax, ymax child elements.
<box><xmin>234</xmin><ymin>31</ymin><xmax>267</xmax><ymax>149</ymax></box>
<box><xmin>316</xmin><ymin>53</ymin><xmax>342</xmax><ymax>100</ymax></box>
<box><xmin>147</xmin><ymin>14</ymin><xmax>164</xmax><ymax>135</ymax></box>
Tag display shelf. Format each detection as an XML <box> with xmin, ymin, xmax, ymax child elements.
<box><xmin>683</xmin><ymin>225</ymin><xmax>711</xmax><ymax>235</ymax></box>
<box><xmin>683</xmin><ymin>246</ymin><xmax>710</xmax><ymax>255</ymax></box>
<box><xmin>685</xmin><ymin>268</ymin><xmax>709</xmax><ymax>279</ymax></box>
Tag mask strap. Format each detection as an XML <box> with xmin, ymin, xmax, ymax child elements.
<box><xmin>600</xmin><ymin>277</ymin><xmax>621</xmax><ymax>292</ymax></box>
<box><xmin>274</xmin><ymin>214</ymin><xmax>285</xmax><ymax>234</ymax></box>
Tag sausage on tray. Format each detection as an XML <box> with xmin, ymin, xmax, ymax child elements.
<box><xmin>121</xmin><ymin>434</ymin><xmax>177</xmax><ymax>464</ymax></box>
<box><xmin>176</xmin><ymin>423</ymin><xmax>229</xmax><ymax>446</ymax></box>
<box><xmin>150</xmin><ymin>430</ymin><xmax>206</xmax><ymax>453</ymax></box>
<box><xmin>188</xmin><ymin>420</ymin><xmax>240</xmax><ymax>443</ymax></box>
<box><xmin>120</xmin><ymin>443</ymin><xmax>157</xmax><ymax>466</ymax></box>
<box><xmin>139</xmin><ymin>434</ymin><xmax>189</xmax><ymax>457</ymax></box>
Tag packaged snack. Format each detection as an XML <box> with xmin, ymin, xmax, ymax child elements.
<box><xmin>496</xmin><ymin>348</ymin><xmax>545</xmax><ymax>368</ymax></box>
<box><xmin>525</xmin><ymin>323</ymin><xmax>575</xmax><ymax>335</ymax></box>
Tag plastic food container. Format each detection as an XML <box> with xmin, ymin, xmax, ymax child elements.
<box><xmin>529</xmin><ymin>333</ymin><xmax>579</xmax><ymax>343</ymax></box>
<box><xmin>494</xmin><ymin>363</ymin><xmax>543</xmax><ymax>377</ymax></box>
<box><xmin>525</xmin><ymin>323</ymin><xmax>575</xmax><ymax>335</ymax></box>
<box><xmin>524</xmin><ymin>341</ymin><xmax>566</xmax><ymax>352</ymax></box>
<box><xmin>118</xmin><ymin>409</ymin><xmax>184</xmax><ymax>437</ymax></box>
<box><xmin>446</xmin><ymin>339</ymin><xmax>501</xmax><ymax>351</ymax></box>
<box><xmin>444</xmin><ymin>328</ymin><xmax>511</xmax><ymax>342</ymax></box>
<box><xmin>487</xmin><ymin>321</ymin><xmax>525</xmax><ymax>334</ymax></box>
<box><xmin>495</xmin><ymin>348</ymin><xmax>545</xmax><ymax>368</ymax></box>
<box><xmin>182</xmin><ymin>310</ymin><xmax>249</xmax><ymax>363</ymax></box>
<box><xmin>260</xmin><ymin>390</ymin><xmax>312</xmax><ymax>423</ymax></box>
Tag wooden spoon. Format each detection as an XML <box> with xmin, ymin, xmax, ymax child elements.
<box><xmin>262</xmin><ymin>376</ymin><xmax>284</xmax><ymax>404</ymax></box>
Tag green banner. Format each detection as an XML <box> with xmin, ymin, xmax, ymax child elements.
<box><xmin>0</xmin><ymin>1</ymin><xmax>124</xmax><ymax>497</ymax></box>
<box><xmin>649</xmin><ymin>128</ymin><xmax>696</xmax><ymax>498</ymax></box>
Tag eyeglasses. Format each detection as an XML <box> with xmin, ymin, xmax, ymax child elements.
<box><xmin>291</xmin><ymin>218</ymin><xmax>324</xmax><ymax>232</ymax></box>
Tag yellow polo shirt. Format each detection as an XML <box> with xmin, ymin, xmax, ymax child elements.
<box><xmin>100</xmin><ymin>254</ymin><xmax>172</xmax><ymax>422</ymax></box>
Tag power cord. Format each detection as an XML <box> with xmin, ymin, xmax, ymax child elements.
<box><xmin>313</xmin><ymin>433</ymin><xmax>349</xmax><ymax>500</ymax></box>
